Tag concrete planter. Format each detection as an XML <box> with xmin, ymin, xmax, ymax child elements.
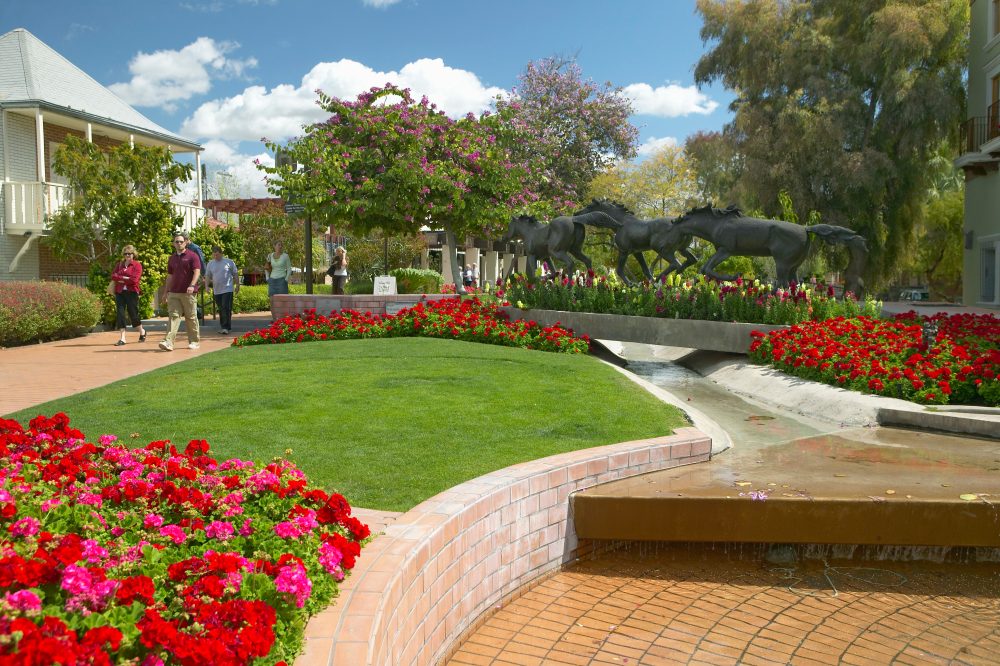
<box><xmin>501</xmin><ymin>307</ymin><xmax>787</xmax><ymax>354</ymax></box>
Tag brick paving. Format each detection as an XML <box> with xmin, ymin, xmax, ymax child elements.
<box><xmin>446</xmin><ymin>546</ymin><xmax>1000</xmax><ymax>666</ymax></box>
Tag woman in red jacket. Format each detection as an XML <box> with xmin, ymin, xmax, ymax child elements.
<box><xmin>110</xmin><ymin>244</ymin><xmax>147</xmax><ymax>346</ymax></box>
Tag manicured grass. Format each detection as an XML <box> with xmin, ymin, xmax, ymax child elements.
<box><xmin>10</xmin><ymin>338</ymin><xmax>687</xmax><ymax>511</ymax></box>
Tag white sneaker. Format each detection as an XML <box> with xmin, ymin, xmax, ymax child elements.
<box><xmin>159</xmin><ymin>341</ymin><xmax>173</xmax><ymax>352</ymax></box>
<box><xmin>187</xmin><ymin>342</ymin><xmax>200</xmax><ymax>350</ymax></box>
<box><xmin>220</xmin><ymin>329</ymin><xmax>229</xmax><ymax>335</ymax></box>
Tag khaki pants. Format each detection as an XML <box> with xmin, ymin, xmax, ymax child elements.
<box><xmin>165</xmin><ymin>292</ymin><xmax>200</xmax><ymax>345</ymax></box>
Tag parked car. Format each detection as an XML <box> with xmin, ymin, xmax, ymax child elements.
<box><xmin>898</xmin><ymin>288</ymin><xmax>930</xmax><ymax>301</ymax></box>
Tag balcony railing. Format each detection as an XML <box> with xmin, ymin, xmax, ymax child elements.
<box><xmin>960</xmin><ymin>117</ymin><xmax>989</xmax><ymax>154</ymax></box>
<box><xmin>1</xmin><ymin>181</ymin><xmax>204</xmax><ymax>234</ymax></box>
<box><xmin>989</xmin><ymin>100</ymin><xmax>1000</xmax><ymax>144</ymax></box>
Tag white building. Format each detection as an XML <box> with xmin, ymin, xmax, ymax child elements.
<box><xmin>0</xmin><ymin>28</ymin><xmax>204</xmax><ymax>284</ymax></box>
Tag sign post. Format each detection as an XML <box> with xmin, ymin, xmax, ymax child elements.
<box><xmin>283</xmin><ymin>202</ymin><xmax>311</xmax><ymax>294</ymax></box>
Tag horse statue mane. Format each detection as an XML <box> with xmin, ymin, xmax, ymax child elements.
<box><xmin>584</xmin><ymin>198</ymin><xmax>636</xmax><ymax>217</ymax></box>
<box><xmin>513</xmin><ymin>214</ymin><xmax>540</xmax><ymax>225</ymax></box>
<box><xmin>677</xmin><ymin>203</ymin><xmax>744</xmax><ymax>222</ymax></box>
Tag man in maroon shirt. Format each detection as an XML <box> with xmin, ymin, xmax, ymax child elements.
<box><xmin>159</xmin><ymin>232</ymin><xmax>202</xmax><ymax>351</ymax></box>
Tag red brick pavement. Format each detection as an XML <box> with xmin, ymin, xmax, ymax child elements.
<box><xmin>447</xmin><ymin>547</ymin><xmax>1000</xmax><ymax>666</ymax></box>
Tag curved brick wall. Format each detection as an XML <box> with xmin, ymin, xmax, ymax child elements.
<box><xmin>294</xmin><ymin>427</ymin><xmax>712</xmax><ymax>666</ymax></box>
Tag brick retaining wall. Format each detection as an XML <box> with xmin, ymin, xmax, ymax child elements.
<box><xmin>294</xmin><ymin>427</ymin><xmax>712</xmax><ymax>666</ymax></box>
<box><xmin>271</xmin><ymin>293</ymin><xmax>453</xmax><ymax>319</ymax></box>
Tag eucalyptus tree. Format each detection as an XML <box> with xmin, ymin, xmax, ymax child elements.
<box><xmin>695</xmin><ymin>0</ymin><xmax>968</xmax><ymax>288</ymax></box>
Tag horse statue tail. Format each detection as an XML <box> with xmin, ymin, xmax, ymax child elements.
<box><xmin>575</xmin><ymin>210</ymin><xmax>623</xmax><ymax>230</ymax></box>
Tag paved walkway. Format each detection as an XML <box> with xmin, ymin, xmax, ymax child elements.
<box><xmin>447</xmin><ymin>547</ymin><xmax>1000</xmax><ymax>666</ymax></box>
<box><xmin>0</xmin><ymin>313</ymin><xmax>272</xmax><ymax>416</ymax></box>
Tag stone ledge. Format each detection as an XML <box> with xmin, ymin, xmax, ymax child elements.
<box><xmin>500</xmin><ymin>307</ymin><xmax>787</xmax><ymax>354</ymax></box>
<box><xmin>294</xmin><ymin>428</ymin><xmax>712</xmax><ymax>666</ymax></box>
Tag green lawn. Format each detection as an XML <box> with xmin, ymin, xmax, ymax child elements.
<box><xmin>9</xmin><ymin>338</ymin><xmax>688</xmax><ymax>511</ymax></box>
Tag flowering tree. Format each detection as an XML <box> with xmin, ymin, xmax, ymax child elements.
<box><xmin>260</xmin><ymin>85</ymin><xmax>548</xmax><ymax>292</ymax></box>
<box><xmin>495</xmin><ymin>57</ymin><xmax>639</xmax><ymax>205</ymax></box>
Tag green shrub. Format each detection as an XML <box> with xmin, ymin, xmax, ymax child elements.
<box><xmin>233</xmin><ymin>285</ymin><xmax>272</xmax><ymax>313</ymax></box>
<box><xmin>389</xmin><ymin>268</ymin><xmax>442</xmax><ymax>294</ymax></box>
<box><xmin>0</xmin><ymin>281</ymin><xmax>101</xmax><ymax>346</ymax></box>
<box><xmin>979</xmin><ymin>379</ymin><xmax>1000</xmax><ymax>407</ymax></box>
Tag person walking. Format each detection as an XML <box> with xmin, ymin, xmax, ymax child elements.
<box><xmin>205</xmin><ymin>245</ymin><xmax>240</xmax><ymax>335</ymax></box>
<box><xmin>266</xmin><ymin>240</ymin><xmax>291</xmax><ymax>318</ymax></box>
<box><xmin>328</xmin><ymin>245</ymin><xmax>348</xmax><ymax>295</ymax></box>
<box><xmin>159</xmin><ymin>232</ymin><xmax>201</xmax><ymax>351</ymax></box>
<box><xmin>110</xmin><ymin>244</ymin><xmax>147</xmax><ymax>346</ymax></box>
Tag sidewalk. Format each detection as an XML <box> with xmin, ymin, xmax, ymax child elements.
<box><xmin>1</xmin><ymin>312</ymin><xmax>272</xmax><ymax>416</ymax></box>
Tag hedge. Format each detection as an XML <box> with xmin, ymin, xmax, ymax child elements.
<box><xmin>0</xmin><ymin>281</ymin><xmax>102</xmax><ymax>346</ymax></box>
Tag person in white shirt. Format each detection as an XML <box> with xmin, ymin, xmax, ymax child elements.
<box><xmin>205</xmin><ymin>245</ymin><xmax>240</xmax><ymax>335</ymax></box>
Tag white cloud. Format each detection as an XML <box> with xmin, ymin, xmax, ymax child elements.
<box><xmin>180</xmin><ymin>57</ymin><xmax>504</xmax><ymax>142</ymax></box>
<box><xmin>363</xmin><ymin>0</ymin><xmax>403</xmax><ymax>7</ymax></box>
<box><xmin>624</xmin><ymin>82</ymin><xmax>718</xmax><ymax>117</ymax></box>
<box><xmin>109</xmin><ymin>37</ymin><xmax>258</xmax><ymax>111</ymax></box>
<box><xmin>175</xmin><ymin>140</ymin><xmax>275</xmax><ymax>202</ymax></box>
<box><xmin>636</xmin><ymin>135</ymin><xmax>678</xmax><ymax>157</ymax></box>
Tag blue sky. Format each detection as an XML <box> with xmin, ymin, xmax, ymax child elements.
<box><xmin>2</xmin><ymin>0</ymin><xmax>734</xmax><ymax>197</ymax></box>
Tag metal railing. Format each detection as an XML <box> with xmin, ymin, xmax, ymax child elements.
<box><xmin>48</xmin><ymin>274</ymin><xmax>88</xmax><ymax>288</ymax></box>
<box><xmin>960</xmin><ymin>117</ymin><xmax>989</xmax><ymax>154</ymax></box>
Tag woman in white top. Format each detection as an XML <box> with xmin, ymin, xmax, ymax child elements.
<box><xmin>329</xmin><ymin>246</ymin><xmax>349</xmax><ymax>295</ymax></box>
<box><xmin>266</xmin><ymin>241</ymin><xmax>291</xmax><ymax>297</ymax></box>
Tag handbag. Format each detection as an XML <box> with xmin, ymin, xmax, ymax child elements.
<box><xmin>106</xmin><ymin>281</ymin><xmax>116</xmax><ymax>296</ymax></box>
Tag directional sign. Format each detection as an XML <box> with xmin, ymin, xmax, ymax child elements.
<box><xmin>284</xmin><ymin>203</ymin><xmax>305</xmax><ymax>214</ymax></box>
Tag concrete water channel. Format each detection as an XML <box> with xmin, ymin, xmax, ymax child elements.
<box><xmin>447</xmin><ymin>343</ymin><xmax>1000</xmax><ymax>665</ymax></box>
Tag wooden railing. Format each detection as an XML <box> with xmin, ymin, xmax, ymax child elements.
<box><xmin>989</xmin><ymin>100</ymin><xmax>1000</xmax><ymax>144</ymax></box>
<box><xmin>1</xmin><ymin>181</ymin><xmax>204</xmax><ymax>234</ymax></box>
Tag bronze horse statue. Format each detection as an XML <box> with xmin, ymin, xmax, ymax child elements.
<box><xmin>665</xmin><ymin>204</ymin><xmax>868</xmax><ymax>290</ymax></box>
<box><xmin>575</xmin><ymin>199</ymin><xmax>697</xmax><ymax>285</ymax></box>
<box><xmin>500</xmin><ymin>210</ymin><xmax>618</xmax><ymax>280</ymax></box>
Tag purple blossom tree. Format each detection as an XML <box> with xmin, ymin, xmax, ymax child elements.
<box><xmin>260</xmin><ymin>84</ymin><xmax>556</xmax><ymax>292</ymax></box>
<box><xmin>495</xmin><ymin>57</ymin><xmax>640</xmax><ymax>206</ymax></box>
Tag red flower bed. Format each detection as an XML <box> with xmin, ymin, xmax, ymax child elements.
<box><xmin>232</xmin><ymin>297</ymin><xmax>590</xmax><ymax>354</ymax></box>
<box><xmin>749</xmin><ymin>312</ymin><xmax>1000</xmax><ymax>405</ymax></box>
<box><xmin>0</xmin><ymin>414</ymin><xmax>369</xmax><ymax>665</ymax></box>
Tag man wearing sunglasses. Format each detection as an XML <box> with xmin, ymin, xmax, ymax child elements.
<box><xmin>159</xmin><ymin>232</ymin><xmax>202</xmax><ymax>351</ymax></box>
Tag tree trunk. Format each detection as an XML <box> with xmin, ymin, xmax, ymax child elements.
<box><xmin>442</xmin><ymin>223</ymin><xmax>466</xmax><ymax>295</ymax></box>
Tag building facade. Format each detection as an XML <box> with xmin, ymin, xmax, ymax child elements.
<box><xmin>958</xmin><ymin>0</ymin><xmax>1000</xmax><ymax>307</ymax></box>
<box><xmin>0</xmin><ymin>28</ymin><xmax>204</xmax><ymax>284</ymax></box>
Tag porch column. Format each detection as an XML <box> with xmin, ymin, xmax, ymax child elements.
<box><xmin>465</xmin><ymin>245</ymin><xmax>480</xmax><ymax>285</ymax></box>
<box><xmin>2</xmin><ymin>109</ymin><xmax>9</xmax><ymax>181</ymax></box>
<box><xmin>35</xmin><ymin>109</ymin><xmax>45</xmax><ymax>181</ymax></box>
<box><xmin>419</xmin><ymin>249</ymin><xmax>429</xmax><ymax>270</ymax></box>
<box><xmin>85</xmin><ymin>123</ymin><xmax>92</xmax><ymax>143</ymax></box>
<box><xmin>502</xmin><ymin>252</ymin><xmax>515</xmax><ymax>279</ymax></box>
<box><xmin>195</xmin><ymin>151</ymin><xmax>203</xmax><ymax>208</ymax></box>
<box><xmin>129</xmin><ymin>134</ymin><xmax>134</xmax><ymax>149</ymax></box>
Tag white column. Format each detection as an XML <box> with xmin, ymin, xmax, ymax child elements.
<box><xmin>441</xmin><ymin>242</ymin><xmax>454</xmax><ymax>283</ymax></box>
<box><xmin>35</xmin><ymin>109</ymin><xmax>45</xmax><ymax>182</ymax></box>
<box><xmin>483</xmin><ymin>250</ymin><xmax>499</xmax><ymax>286</ymax></box>
<box><xmin>2</xmin><ymin>109</ymin><xmax>9</xmax><ymax>181</ymax></box>
<box><xmin>465</xmin><ymin>245</ymin><xmax>480</xmax><ymax>284</ymax></box>
<box><xmin>195</xmin><ymin>151</ymin><xmax>203</xmax><ymax>208</ymax></box>
<box><xmin>502</xmin><ymin>252</ymin><xmax>515</xmax><ymax>279</ymax></box>
<box><xmin>420</xmin><ymin>249</ymin><xmax>429</xmax><ymax>269</ymax></box>
<box><xmin>129</xmin><ymin>134</ymin><xmax>134</xmax><ymax>149</ymax></box>
<box><xmin>85</xmin><ymin>123</ymin><xmax>92</xmax><ymax>143</ymax></box>
<box><xmin>994</xmin><ymin>239</ymin><xmax>1000</xmax><ymax>306</ymax></box>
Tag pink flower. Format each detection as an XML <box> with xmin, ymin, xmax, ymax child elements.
<box><xmin>239</xmin><ymin>518</ymin><xmax>254</xmax><ymax>536</ymax></box>
<box><xmin>81</xmin><ymin>539</ymin><xmax>108</xmax><ymax>564</ymax></box>
<box><xmin>159</xmin><ymin>525</ymin><xmax>187</xmax><ymax>544</ymax></box>
<box><xmin>98</xmin><ymin>434</ymin><xmax>118</xmax><ymax>446</ymax></box>
<box><xmin>10</xmin><ymin>516</ymin><xmax>40</xmax><ymax>537</ymax></box>
<box><xmin>61</xmin><ymin>564</ymin><xmax>93</xmax><ymax>595</ymax></box>
<box><xmin>204</xmin><ymin>521</ymin><xmax>235</xmax><ymax>540</ymax></box>
<box><xmin>5</xmin><ymin>589</ymin><xmax>42</xmax><ymax>612</ymax></box>
<box><xmin>274</xmin><ymin>563</ymin><xmax>312</xmax><ymax>608</ymax></box>
<box><xmin>143</xmin><ymin>514</ymin><xmax>164</xmax><ymax>529</ymax></box>
<box><xmin>274</xmin><ymin>521</ymin><xmax>300</xmax><ymax>539</ymax></box>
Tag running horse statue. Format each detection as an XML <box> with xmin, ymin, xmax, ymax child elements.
<box><xmin>500</xmin><ymin>210</ymin><xmax>619</xmax><ymax>280</ymax></box>
<box><xmin>665</xmin><ymin>204</ymin><xmax>869</xmax><ymax>292</ymax></box>
<box><xmin>574</xmin><ymin>199</ymin><xmax>698</xmax><ymax>285</ymax></box>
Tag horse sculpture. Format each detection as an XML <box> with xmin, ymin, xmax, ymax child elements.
<box><xmin>500</xmin><ymin>211</ymin><xmax>618</xmax><ymax>280</ymax></box>
<box><xmin>665</xmin><ymin>204</ymin><xmax>868</xmax><ymax>290</ymax></box>
<box><xmin>575</xmin><ymin>199</ymin><xmax>697</xmax><ymax>284</ymax></box>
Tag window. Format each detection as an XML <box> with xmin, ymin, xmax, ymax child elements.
<box><xmin>995</xmin><ymin>0</ymin><xmax>1000</xmax><ymax>37</ymax></box>
<box><xmin>983</xmin><ymin>246</ymin><xmax>997</xmax><ymax>303</ymax></box>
